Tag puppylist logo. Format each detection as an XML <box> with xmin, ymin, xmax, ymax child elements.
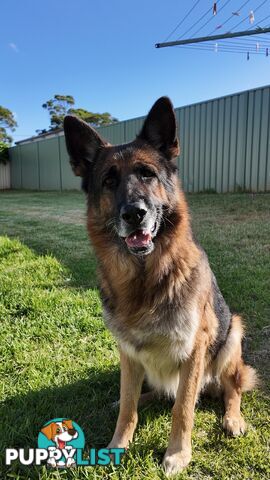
<box><xmin>6</xmin><ymin>418</ymin><xmax>125</xmax><ymax>468</ymax></box>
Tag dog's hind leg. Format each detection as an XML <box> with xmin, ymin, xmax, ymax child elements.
<box><xmin>221</xmin><ymin>359</ymin><xmax>257</xmax><ymax>436</ymax></box>
<box><xmin>221</xmin><ymin>366</ymin><xmax>246</xmax><ymax>436</ymax></box>
<box><xmin>107</xmin><ymin>349</ymin><xmax>145</xmax><ymax>449</ymax></box>
<box><xmin>217</xmin><ymin>315</ymin><xmax>257</xmax><ymax>436</ymax></box>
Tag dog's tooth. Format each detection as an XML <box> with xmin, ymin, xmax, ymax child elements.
<box><xmin>133</xmin><ymin>235</ymin><xmax>137</xmax><ymax>240</ymax></box>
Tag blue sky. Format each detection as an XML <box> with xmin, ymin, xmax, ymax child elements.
<box><xmin>1</xmin><ymin>0</ymin><xmax>270</xmax><ymax>142</ymax></box>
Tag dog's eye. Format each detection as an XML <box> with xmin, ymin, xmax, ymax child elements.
<box><xmin>102</xmin><ymin>176</ymin><xmax>118</xmax><ymax>189</ymax></box>
<box><xmin>139</xmin><ymin>167</ymin><xmax>156</xmax><ymax>180</ymax></box>
<box><xmin>63</xmin><ymin>426</ymin><xmax>68</xmax><ymax>431</ymax></box>
<box><xmin>56</xmin><ymin>428</ymin><xmax>61</xmax><ymax>433</ymax></box>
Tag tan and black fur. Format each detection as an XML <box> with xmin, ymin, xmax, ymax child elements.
<box><xmin>64</xmin><ymin>97</ymin><xmax>257</xmax><ymax>475</ymax></box>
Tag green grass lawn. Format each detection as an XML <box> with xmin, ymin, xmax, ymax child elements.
<box><xmin>0</xmin><ymin>191</ymin><xmax>269</xmax><ymax>480</ymax></box>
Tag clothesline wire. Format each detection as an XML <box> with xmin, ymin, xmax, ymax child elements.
<box><xmin>208</xmin><ymin>0</ymin><xmax>251</xmax><ymax>35</ymax></box>
<box><xmin>188</xmin><ymin>0</ymin><xmax>233</xmax><ymax>38</ymax></box>
<box><xmin>230</xmin><ymin>0</ymin><xmax>269</xmax><ymax>31</ymax></box>
<box><xmin>160</xmin><ymin>0</ymin><xmax>270</xmax><ymax>58</ymax></box>
<box><xmin>163</xmin><ymin>0</ymin><xmax>203</xmax><ymax>42</ymax></box>
<box><xmin>176</xmin><ymin>44</ymin><xmax>267</xmax><ymax>54</ymax></box>
<box><xmin>163</xmin><ymin>0</ymin><xmax>269</xmax><ymax>41</ymax></box>
<box><xmin>176</xmin><ymin>0</ymin><xmax>222</xmax><ymax>39</ymax></box>
<box><xmin>247</xmin><ymin>12</ymin><xmax>270</xmax><ymax>28</ymax></box>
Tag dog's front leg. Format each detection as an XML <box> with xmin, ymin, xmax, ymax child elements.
<box><xmin>163</xmin><ymin>335</ymin><xmax>207</xmax><ymax>475</ymax></box>
<box><xmin>107</xmin><ymin>348</ymin><xmax>144</xmax><ymax>449</ymax></box>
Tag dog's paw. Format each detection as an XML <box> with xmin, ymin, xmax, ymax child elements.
<box><xmin>106</xmin><ymin>442</ymin><xmax>127</xmax><ymax>463</ymax></box>
<box><xmin>162</xmin><ymin>449</ymin><xmax>191</xmax><ymax>476</ymax></box>
<box><xmin>223</xmin><ymin>414</ymin><xmax>246</xmax><ymax>436</ymax></box>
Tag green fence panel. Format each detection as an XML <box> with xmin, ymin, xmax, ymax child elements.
<box><xmin>97</xmin><ymin>123</ymin><xmax>125</xmax><ymax>145</ymax></box>
<box><xmin>20</xmin><ymin>142</ymin><xmax>39</xmax><ymax>189</ymax></box>
<box><xmin>210</xmin><ymin>100</ymin><xmax>218</xmax><ymax>192</ymax></box>
<box><xmin>9</xmin><ymin>146</ymin><xmax>22</xmax><ymax>189</ymax></box>
<box><xmin>176</xmin><ymin>108</ymin><xmax>185</xmax><ymax>190</ymax></box>
<box><xmin>245</xmin><ymin>90</ymin><xmax>255</xmax><ymax>191</ymax></box>
<box><xmin>251</xmin><ymin>89</ymin><xmax>262</xmax><ymax>192</ymax></box>
<box><xmin>8</xmin><ymin>85</ymin><xmax>270</xmax><ymax>193</ymax></box>
<box><xmin>59</xmin><ymin>136</ymin><xmax>81</xmax><ymax>190</ymax></box>
<box><xmin>38</xmin><ymin>137</ymin><xmax>61</xmax><ymax>190</ymax></box>
<box><xmin>199</xmin><ymin>103</ymin><xmax>207</xmax><ymax>192</ymax></box>
<box><xmin>235</xmin><ymin>92</ymin><xmax>248</xmax><ymax>191</ymax></box>
<box><xmin>188</xmin><ymin>105</ymin><xmax>194</xmax><ymax>192</ymax></box>
<box><xmin>124</xmin><ymin>117</ymin><xmax>144</xmax><ymax>143</ymax></box>
<box><xmin>222</xmin><ymin>97</ymin><xmax>231</xmax><ymax>193</ymax></box>
<box><xmin>228</xmin><ymin>95</ymin><xmax>238</xmax><ymax>192</ymax></box>
<box><xmin>259</xmin><ymin>88</ymin><xmax>270</xmax><ymax>192</ymax></box>
<box><xmin>204</xmin><ymin>102</ymin><xmax>212</xmax><ymax>192</ymax></box>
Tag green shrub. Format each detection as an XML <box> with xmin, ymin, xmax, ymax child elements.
<box><xmin>0</xmin><ymin>142</ymin><xmax>9</xmax><ymax>164</ymax></box>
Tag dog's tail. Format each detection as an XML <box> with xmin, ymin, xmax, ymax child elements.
<box><xmin>215</xmin><ymin>314</ymin><xmax>259</xmax><ymax>391</ymax></box>
<box><xmin>238</xmin><ymin>362</ymin><xmax>259</xmax><ymax>392</ymax></box>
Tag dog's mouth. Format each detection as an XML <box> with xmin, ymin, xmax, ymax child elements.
<box><xmin>125</xmin><ymin>229</ymin><xmax>152</xmax><ymax>249</ymax></box>
<box><xmin>58</xmin><ymin>439</ymin><xmax>66</xmax><ymax>449</ymax></box>
<box><xmin>123</xmin><ymin>223</ymin><xmax>157</xmax><ymax>256</ymax></box>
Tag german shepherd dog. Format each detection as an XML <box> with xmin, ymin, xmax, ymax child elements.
<box><xmin>64</xmin><ymin>98</ymin><xmax>257</xmax><ymax>475</ymax></box>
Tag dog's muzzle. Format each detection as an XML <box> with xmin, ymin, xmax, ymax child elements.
<box><xmin>118</xmin><ymin>202</ymin><xmax>159</xmax><ymax>256</ymax></box>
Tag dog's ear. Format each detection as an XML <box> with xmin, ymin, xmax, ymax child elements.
<box><xmin>63</xmin><ymin>419</ymin><xmax>73</xmax><ymax>429</ymax></box>
<box><xmin>41</xmin><ymin>423</ymin><xmax>54</xmax><ymax>440</ymax></box>
<box><xmin>138</xmin><ymin>97</ymin><xmax>180</xmax><ymax>160</ymax></box>
<box><xmin>64</xmin><ymin>116</ymin><xmax>107</xmax><ymax>177</ymax></box>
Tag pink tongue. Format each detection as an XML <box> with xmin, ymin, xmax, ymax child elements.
<box><xmin>125</xmin><ymin>230</ymin><xmax>151</xmax><ymax>248</ymax></box>
<box><xmin>58</xmin><ymin>439</ymin><xmax>65</xmax><ymax>449</ymax></box>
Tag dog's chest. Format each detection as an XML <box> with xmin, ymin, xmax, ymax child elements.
<box><xmin>105</xmin><ymin>305</ymin><xmax>199</xmax><ymax>368</ymax></box>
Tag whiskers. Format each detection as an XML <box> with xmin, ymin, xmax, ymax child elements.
<box><xmin>162</xmin><ymin>206</ymin><xmax>175</xmax><ymax>229</ymax></box>
<box><xmin>105</xmin><ymin>217</ymin><xmax>118</xmax><ymax>238</ymax></box>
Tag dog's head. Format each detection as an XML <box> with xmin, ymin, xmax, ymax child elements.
<box><xmin>64</xmin><ymin>97</ymin><xmax>181</xmax><ymax>257</ymax></box>
<box><xmin>41</xmin><ymin>420</ymin><xmax>77</xmax><ymax>444</ymax></box>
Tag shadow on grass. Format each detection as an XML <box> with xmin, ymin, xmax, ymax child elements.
<box><xmin>0</xmin><ymin>367</ymin><xmax>118</xmax><ymax>478</ymax></box>
<box><xmin>0</xmin><ymin>365</ymin><xmax>236</xmax><ymax>479</ymax></box>
<box><xmin>0</xmin><ymin>367</ymin><xmax>120</xmax><ymax>452</ymax></box>
<box><xmin>2</xmin><ymin>217</ymin><xmax>99</xmax><ymax>290</ymax></box>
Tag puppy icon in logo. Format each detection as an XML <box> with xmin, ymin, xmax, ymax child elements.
<box><xmin>39</xmin><ymin>418</ymin><xmax>84</xmax><ymax>468</ymax></box>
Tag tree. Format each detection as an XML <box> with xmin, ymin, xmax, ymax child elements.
<box><xmin>35</xmin><ymin>128</ymin><xmax>48</xmax><ymax>136</ymax></box>
<box><xmin>0</xmin><ymin>106</ymin><xmax>18</xmax><ymax>144</ymax></box>
<box><xmin>42</xmin><ymin>94</ymin><xmax>118</xmax><ymax>131</ymax></box>
<box><xmin>42</xmin><ymin>94</ymin><xmax>75</xmax><ymax>130</ymax></box>
<box><xmin>69</xmin><ymin>108</ymin><xmax>118</xmax><ymax>127</ymax></box>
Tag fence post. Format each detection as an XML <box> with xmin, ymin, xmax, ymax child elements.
<box><xmin>37</xmin><ymin>141</ymin><xmax>40</xmax><ymax>190</ymax></box>
<box><xmin>58</xmin><ymin>136</ymin><xmax>62</xmax><ymax>191</ymax></box>
<box><xmin>19</xmin><ymin>145</ymin><xmax>22</xmax><ymax>189</ymax></box>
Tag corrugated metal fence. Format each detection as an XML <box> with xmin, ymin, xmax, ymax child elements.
<box><xmin>8</xmin><ymin>85</ymin><xmax>270</xmax><ymax>192</ymax></box>
<box><xmin>9</xmin><ymin>136</ymin><xmax>80</xmax><ymax>191</ymax></box>
<box><xmin>0</xmin><ymin>163</ymin><xmax>10</xmax><ymax>190</ymax></box>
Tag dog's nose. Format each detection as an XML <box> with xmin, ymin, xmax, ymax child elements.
<box><xmin>68</xmin><ymin>428</ymin><xmax>76</xmax><ymax>436</ymax></box>
<box><xmin>121</xmin><ymin>204</ymin><xmax>147</xmax><ymax>226</ymax></box>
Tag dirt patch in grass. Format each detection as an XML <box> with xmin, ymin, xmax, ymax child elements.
<box><xmin>4</xmin><ymin>205</ymin><xmax>86</xmax><ymax>225</ymax></box>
